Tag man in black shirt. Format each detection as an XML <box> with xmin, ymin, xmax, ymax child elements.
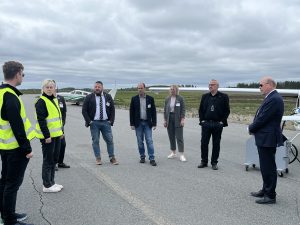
<box><xmin>198</xmin><ymin>79</ymin><xmax>230</xmax><ymax>170</ymax></box>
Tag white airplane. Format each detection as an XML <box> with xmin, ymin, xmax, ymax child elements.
<box><xmin>57</xmin><ymin>88</ymin><xmax>118</xmax><ymax>105</ymax></box>
<box><xmin>149</xmin><ymin>86</ymin><xmax>300</xmax><ymax>130</ymax></box>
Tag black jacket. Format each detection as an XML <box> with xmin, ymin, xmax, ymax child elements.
<box><xmin>0</xmin><ymin>84</ymin><xmax>32</xmax><ymax>154</ymax></box>
<box><xmin>198</xmin><ymin>91</ymin><xmax>230</xmax><ymax>127</ymax></box>
<box><xmin>130</xmin><ymin>95</ymin><xmax>157</xmax><ymax>128</ymax></box>
<box><xmin>82</xmin><ymin>92</ymin><xmax>115</xmax><ymax>126</ymax></box>
<box><xmin>57</xmin><ymin>95</ymin><xmax>67</xmax><ymax>126</ymax></box>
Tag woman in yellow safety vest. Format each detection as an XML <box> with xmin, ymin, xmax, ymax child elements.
<box><xmin>35</xmin><ymin>79</ymin><xmax>64</xmax><ymax>193</ymax></box>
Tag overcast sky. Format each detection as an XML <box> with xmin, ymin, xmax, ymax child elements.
<box><xmin>1</xmin><ymin>0</ymin><xmax>300</xmax><ymax>89</ymax></box>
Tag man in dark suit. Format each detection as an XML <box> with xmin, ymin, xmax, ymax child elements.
<box><xmin>82</xmin><ymin>81</ymin><xmax>118</xmax><ymax>165</ymax></box>
<box><xmin>130</xmin><ymin>83</ymin><xmax>157</xmax><ymax>166</ymax></box>
<box><xmin>198</xmin><ymin>79</ymin><xmax>230</xmax><ymax>170</ymax></box>
<box><xmin>248</xmin><ymin>76</ymin><xmax>284</xmax><ymax>204</ymax></box>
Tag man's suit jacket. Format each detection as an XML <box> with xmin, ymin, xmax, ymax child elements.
<box><xmin>82</xmin><ymin>92</ymin><xmax>115</xmax><ymax>126</ymax></box>
<box><xmin>249</xmin><ymin>90</ymin><xmax>284</xmax><ymax>147</ymax></box>
<box><xmin>164</xmin><ymin>95</ymin><xmax>185</xmax><ymax>127</ymax></box>
<box><xmin>130</xmin><ymin>95</ymin><xmax>157</xmax><ymax>128</ymax></box>
<box><xmin>57</xmin><ymin>94</ymin><xmax>67</xmax><ymax>126</ymax></box>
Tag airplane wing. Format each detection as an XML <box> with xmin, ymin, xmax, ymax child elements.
<box><xmin>149</xmin><ymin>87</ymin><xmax>300</xmax><ymax>96</ymax></box>
<box><xmin>282</xmin><ymin>115</ymin><xmax>300</xmax><ymax>121</ymax></box>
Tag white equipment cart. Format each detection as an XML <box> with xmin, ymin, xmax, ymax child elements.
<box><xmin>244</xmin><ymin>136</ymin><xmax>289</xmax><ymax>177</ymax></box>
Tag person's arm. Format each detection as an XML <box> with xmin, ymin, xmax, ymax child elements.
<box><xmin>249</xmin><ymin>98</ymin><xmax>279</xmax><ymax>133</ymax></box>
<box><xmin>129</xmin><ymin>97</ymin><xmax>135</xmax><ymax>127</ymax></box>
<box><xmin>3</xmin><ymin>92</ymin><xmax>32</xmax><ymax>155</ymax></box>
<box><xmin>35</xmin><ymin>98</ymin><xmax>50</xmax><ymax>139</ymax></box>
<box><xmin>180</xmin><ymin>96</ymin><xmax>185</xmax><ymax>126</ymax></box>
<box><xmin>152</xmin><ymin>97</ymin><xmax>157</xmax><ymax>127</ymax></box>
<box><xmin>221</xmin><ymin>94</ymin><xmax>230</xmax><ymax>126</ymax></box>
<box><xmin>82</xmin><ymin>95</ymin><xmax>92</xmax><ymax>127</ymax></box>
<box><xmin>199</xmin><ymin>94</ymin><xmax>205</xmax><ymax>124</ymax></box>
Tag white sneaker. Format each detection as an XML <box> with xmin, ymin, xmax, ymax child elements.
<box><xmin>167</xmin><ymin>152</ymin><xmax>177</xmax><ymax>159</ymax></box>
<box><xmin>43</xmin><ymin>185</ymin><xmax>62</xmax><ymax>193</ymax></box>
<box><xmin>179</xmin><ymin>154</ymin><xmax>187</xmax><ymax>162</ymax></box>
<box><xmin>54</xmin><ymin>183</ymin><xmax>63</xmax><ymax>189</ymax></box>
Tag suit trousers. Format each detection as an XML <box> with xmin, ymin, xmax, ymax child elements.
<box><xmin>58</xmin><ymin>136</ymin><xmax>66</xmax><ymax>164</ymax></box>
<box><xmin>0</xmin><ymin>149</ymin><xmax>29</xmax><ymax>225</ymax></box>
<box><xmin>257</xmin><ymin>146</ymin><xmax>277</xmax><ymax>199</ymax></box>
<box><xmin>167</xmin><ymin>113</ymin><xmax>184</xmax><ymax>152</ymax></box>
<box><xmin>41</xmin><ymin>137</ymin><xmax>61</xmax><ymax>188</ymax></box>
<box><xmin>201</xmin><ymin>121</ymin><xmax>223</xmax><ymax>165</ymax></box>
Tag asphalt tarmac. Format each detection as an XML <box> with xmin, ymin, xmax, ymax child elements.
<box><xmin>2</xmin><ymin>94</ymin><xmax>300</xmax><ymax>225</ymax></box>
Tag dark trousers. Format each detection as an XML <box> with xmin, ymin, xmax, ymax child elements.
<box><xmin>58</xmin><ymin>136</ymin><xmax>66</xmax><ymax>164</ymax></box>
<box><xmin>167</xmin><ymin>113</ymin><xmax>184</xmax><ymax>152</ymax></box>
<box><xmin>0</xmin><ymin>149</ymin><xmax>29</xmax><ymax>225</ymax></box>
<box><xmin>257</xmin><ymin>146</ymin><xmax>277</xmax><ymax>199</ymax></box>
<box><xmin>41</xmin><ymin>137</ymin><xmax>61</xmax><ymax>188</ymax></box>
<box><xmin>201</xmin><ymin>121</ymin><xmax>223</xmax><ymax>165</ymax></box>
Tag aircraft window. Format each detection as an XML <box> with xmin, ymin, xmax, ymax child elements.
<box><xmin>70</xmin><ymin>91</ymin><xmax>75</xmax><ymax>94</ymax></box>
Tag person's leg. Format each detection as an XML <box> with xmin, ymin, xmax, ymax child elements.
<box><xmin>51</xmin><ymin>137</ymin><xmax>61</xmax><ymax>185</ymax></box>
<box><xmin>101</xmin><ymin>121</ymin><xmax>115</xmax><ymax>158</ymax></box>
<box><xmin>1</xmin><ymin>150</ymin><xmax>29</xmax><ymax>225</ymax></box>
<box><xmin>211</xmin><ymin>122</ymin><xmax>223</xmax><ymax>165</ymax></box>
<box><xmin>200</xmin><ymin>122</ymin><xmax>212</xmax><ymax>164</ymax></box>
<box><xmin>58</xmin><ymin>136</ymin><xmax>66</xmax><ymax>164</ymax></box>
<box><xmin>167</xmin><ymin>114</ymin><xmax>176</xmax><ymax>151</ymax></box>
<box><xmin>90</xmin><ymin>121</ymin><xmax>101</xmax><ymax>159</ymax></box>
<box><xmin>135</xmin><ymin>123</ymin><xmax>146</xmax><ymax>159</ymax></box>
<box><xmin>144</xmin><ymin>123</ymin><xmax>155</xmax><ymax>161</ymax></box>
<box><xmin>175</xmin><ymin>126</ymin><xmax>184</xmax><ymax>153</ymax></box>
<box><xmin>257</xmin><ymin>146</ymin><xmax>277</xmax><ymax>199</ymax></box>
<box><xmin>41</xmin><ymin>140</ymin><xmax>55</xmax><ymax>188</ymax></box>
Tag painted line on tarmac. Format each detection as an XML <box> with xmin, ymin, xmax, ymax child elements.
<box><xmin>80</xmin><ymin>162</ymin><xmax>174</xmax><ymax>225</ymax></box>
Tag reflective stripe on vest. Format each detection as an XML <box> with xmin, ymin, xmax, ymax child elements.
<box><xmin>0</xmin><ymin>88</ymin><xmax>36</xmax><ymax>150</ymax></box>
<box><xmin>35</xmin><ymin>96</ymin><xmax>63</xmax><ymax>139</ymax></box>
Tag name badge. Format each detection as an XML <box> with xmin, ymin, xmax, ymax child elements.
<box><xmin>106</xmin><ymin>102</ymin><xmax>110</xmax><ymax>107</ymax></box>
<box><xmin>59</xmin><ymin>102</ymin><xmax>64</xmax><ymax>108</ymax></box>
<box><xmin>176</xmin><ymin>103</ymin><xmax>180</xmax><ymax>106</ymax></box>
<box><xmin>148</xmin><ymin>104</ymin><xmax>151</xmax><ymax>108</ymax></box>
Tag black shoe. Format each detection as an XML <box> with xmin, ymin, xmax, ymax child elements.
<box><xmin>250</xmin><ymin>190</ymin><xmax>264</xmax><ymax>198</ymax></box>
<box><xmin>140</xmin><ymin>158</ymin><xmax>145</xmax><ymax>163</ymax></box>
<box><xmin>58</xmin><ymin>163</ymin><xmax>70</xmax><ymax>168</ymax></box>
<box><xmin>55</xmin><ymin>165</ymin><xmax>58</xmax><ymax>171</ymax></box>
<box><xmin>150</xmin><ymin>160</ymin><xmax>157</xmax><ymax>166</ymax></box>
<box><xmin>255</xmin><ymin>196</ymin><xmax>276</xmax><ymax>204</ymax></box>
<box><xmin>197</xmin><ymin>163</ymin><xmax>208</xmax><ymax>168</ymax></box>
<box><xmin>15</xmin><ymin>213</ymin><xmax>27</xmax><ymax>222</ymax></box>
<box><xmin>211</xmin><ymin>164</ymin><xmax>218</xmax><ymax>170</ymax></box>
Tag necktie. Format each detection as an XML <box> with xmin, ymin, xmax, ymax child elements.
<box><xmin>100</xmin><ymin>95</ymin><xmax>103</xmax><ymax>120</ymax></box>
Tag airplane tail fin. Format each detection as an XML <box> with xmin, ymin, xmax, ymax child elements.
<box><xmin>108</xmin><ymin>88</ymin><xmax>118</xmax><ymax>100</ymax></box>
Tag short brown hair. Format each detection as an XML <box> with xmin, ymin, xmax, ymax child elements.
<box><xmin>2</xmin><ymin>61</ymin><xmax>24</xmax><ymax>80</ymax></box>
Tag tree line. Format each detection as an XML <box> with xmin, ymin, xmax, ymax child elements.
<box><xmin>236</xmin><ymin>81</ymin><xmax>300</xmax><ymax>89</ymax></box>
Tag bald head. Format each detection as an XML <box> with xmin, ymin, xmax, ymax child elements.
<box><xmin>259</xmin><ymin>76</ymin><xmax>276</xmax><ymax>96</ymax></box>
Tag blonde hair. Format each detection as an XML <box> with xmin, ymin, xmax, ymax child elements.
<box><xmin>170</xmin><ymin>85</ymin><xmax>179</xmax><ymax>95</ymax></box>
<box><xmin>41</xmin><ymin>79</ymin><xmax>56</xmax><ymax>94</ymax></box>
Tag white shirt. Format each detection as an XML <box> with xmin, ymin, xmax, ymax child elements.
<box><xmin>94</xmin><ymin>94</ymin><xmax>108</xmax><ymax>120</ymax></box>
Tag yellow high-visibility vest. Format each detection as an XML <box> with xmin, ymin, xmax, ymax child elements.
<box><xmin>0</xmin><ymin>88</ymin><xmax>36</xmax><ymax>150</ymax></box>
<box><xmin>35</xmin><ymin>96</ymin><xmax>63</xmax><ymax>139</ymax></box>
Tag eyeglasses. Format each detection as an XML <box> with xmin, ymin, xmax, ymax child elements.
<box><xmin>259</xmin><ymin>83</ymin><xmax>268</xmax><ymax>87</ymax></box>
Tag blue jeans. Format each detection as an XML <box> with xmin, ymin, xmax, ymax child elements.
<box><xmin>135</xmin><ymin>121</ymin><xmax>155</xmax><ymax>160</ymax></box>
<box><xmin>90</xmin><ymin>120</ymin><xmax>114</xmax><ymax>159</ymax></box>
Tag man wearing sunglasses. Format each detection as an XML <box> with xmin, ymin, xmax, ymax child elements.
<box><xmin>248</xmin><ymin>76</ymin><xmax>284</xmax><ymax>204</ymax></box>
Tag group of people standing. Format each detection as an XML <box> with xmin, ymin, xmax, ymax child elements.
<box><xmin>0</xmin><ymin>62</ymin><xmax>70</xmax><ymax>225</ymax></box>
<box><xmin>82</xmin><ymin>80</ymin><xmax>230</xmax><ymax>170</ymax></box>
<box><xmin>0</xmin><ymin>60</ymin><xmax>284</xmax><ymax>225</ymax></box>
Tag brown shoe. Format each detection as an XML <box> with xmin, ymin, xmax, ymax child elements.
<box><xmin>110</xmin><ymin>157</ymin><xmax>119</xmax><ymax>165</ymax></box>
<box><xmin>96</xmin><ymin>158</ymin><xmax>102</xmax><ymax>165</ymax></box>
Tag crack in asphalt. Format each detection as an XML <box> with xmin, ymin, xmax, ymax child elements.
<box><xmin>29</xmin><ymin>169</ymin><xmax>52</xmax><ymax>225</ymax></box>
